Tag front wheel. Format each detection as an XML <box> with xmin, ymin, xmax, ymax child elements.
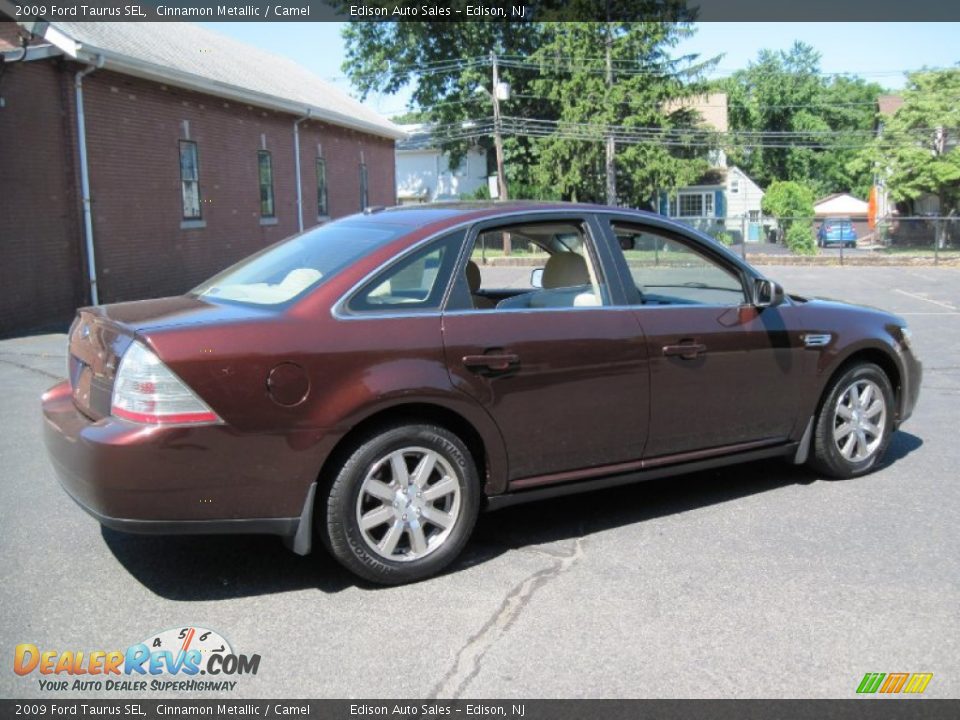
<box><xmin>322</xmin><ymin>423</ymin><xmax>480</xmax><ymax>585</ymax></box>
<box><xmin>809</xmin><ymin>363</ymin><xmax>895</xmax><ymax>479</ymax></box>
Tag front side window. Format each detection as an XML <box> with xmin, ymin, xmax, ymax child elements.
<box><xmin>317</xmin><ymin>157</ymin><xmax>328</xmax><ymax>217</ymax></box>
<box><xmin>258</xmin><ymin>150</ymin><xmax>275</xmax><ymax>217</ymax></box>
<box><xmin>179</xmin><ymin>140</ymin><xmax>201</xmax><ymax>219</ymax></box>
<box><xmin>611</xmin><ymin>223</ymin><xmax>745</xmax><ymax>306</ymax></box>
<box><xmin>193</xmin><ymin>219</ymin><xmax>408</xmax><ymax>306</ymax></box>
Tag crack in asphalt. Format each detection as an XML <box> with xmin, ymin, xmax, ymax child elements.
<box><xmin>0</xmin><ymin>357</ymin><xmax>62</xmax><ymax>381</ymax></box>
<box><xmin>429</xmin><ymin>536</ymin><xmax>584</xmax><ymax>699</ymax></box>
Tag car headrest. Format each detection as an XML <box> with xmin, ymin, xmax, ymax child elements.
<box><xmin>542</xmin><ymin>253</ymin><xmax>589</xmax><ymax>289</ymax></box>
<box><xmin>466</xmin><ymin>260</ymin><xmax>482</xmax><ymax>293</ymax></box>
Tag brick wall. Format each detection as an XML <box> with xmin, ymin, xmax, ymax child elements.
<box><xmin>0</xmin><ymin>22</ymin><xmax>25</xmax><ymax>51</ymax></box>
<box><xmin>0</xmin><ymin>52</ymin><xmax>396</xmax><ymax>336</ymax></box>
<box><xmin>0</xmin><ymin>59</ymin><xmax>85</xmax><ymax>336</ymax></box>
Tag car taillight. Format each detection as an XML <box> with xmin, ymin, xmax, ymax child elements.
<box><xmin>111</xmin><ymin>341</ymin><xmax>221</xmax><ymax>425</ymax></box>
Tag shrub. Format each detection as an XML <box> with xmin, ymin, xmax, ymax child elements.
<box><xmin>715</xmin><ymin>231</ymin><xmax>734</xmax><ymax>246</ymax></box>
<box><xmin>762</xmin><ymin>180</ymin><xmax>816</xmax><ymax>255</ymax></box>
<box><xmin>785</xmin><ymin>222</ymin><xmax>817</xmax><ymax>255</ymax></box>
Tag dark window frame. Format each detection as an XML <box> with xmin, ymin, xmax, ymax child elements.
<box><xmin>317</xmin><ymin>157</ymin><xmax>329</xmax><ymax>217</ymax></box>
<box><xmin>178</xmin><ymin>140</ymin><xmax>201</xmax><ymax>220</ymax></box>
<box><xmin>359</xmin><ymin>162</ymin><xmax>369</xmax><ymax>211</ymax></box>
<box><xmin>258</xmin><ymin>149</ymin><xmax>275</xmax><ymax>218</ymax></box>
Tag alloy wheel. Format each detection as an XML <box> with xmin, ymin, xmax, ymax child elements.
<box><xmin>832</xmin><ymin>379</ymin><xmax>887</xmax><ymax>463</ymax></box>
<box><xmin>355</xmin><ymin>447</ymin><xmax>462</xmax><ymax>562</ymax></box>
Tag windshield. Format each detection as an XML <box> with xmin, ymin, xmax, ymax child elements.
<box><xmin>193</xmin><ymin>220</ymin><xmax>408</xmax><ymax>306</ymax></box>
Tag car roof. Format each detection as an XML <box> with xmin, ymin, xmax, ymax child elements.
<box><xmin>349</xmin><ymin>201</ymin><xmax>663</xmax><ymax>228</ymax></box>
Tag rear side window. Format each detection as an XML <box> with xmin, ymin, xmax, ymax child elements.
<box><xmin>347</xmin><ymin>231</ymin><xmax>464</xmax><ymax>314</ymax></box>
<box><xmin>193</xmin><ymin>220</ymin><xmax>408</xmax><ymax>306</ymax></box>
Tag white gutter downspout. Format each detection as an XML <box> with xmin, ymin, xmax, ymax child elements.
<box><xmin>293</xmin><ymin>110</ymin><xmax>311</xmax><ymax>233</ymax></box>
<box><xmin>75</xmin><ymin>55</ymin><xmax>105</xmax><ymax>305</ymax></box>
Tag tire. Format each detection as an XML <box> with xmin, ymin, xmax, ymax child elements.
<box><xmin>321</xmin><ymin>423</ymin><xmax>480</xmax><ymax>585</ymax></box>
<box><xmin>809</xmin><ymin>363</ymin><xmax>895</xmax><ymax>479</ymax></box>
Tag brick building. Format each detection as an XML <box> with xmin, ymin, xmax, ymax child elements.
<box><xmin>0</xmin><ymin>21</ymin><xmax>403</xmax><ymax>337</ymax></box>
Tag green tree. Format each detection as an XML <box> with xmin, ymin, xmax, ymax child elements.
<box><xmin>528</xmin><ymin>22</ymin><xmax>715</xmax><ymax>206</ymax></box>
<box><xmin>341</xmin><ymin>19</ymin><xmax>551</xmax><ymax>191</ymax></box>
<box><xmin>761</xmin><ymin>180</ymin><xmax>816</xmax><ymax>254</ymax></box>
<box><xmin>861</xmin><ymin>68</ymin><xmax>960</xmax><ymax>242</ymax></box>
<box><xmin>340</xmin><ymin>15</ymin><xmax>715</xmax><ymax>206</ymax></box>
<box><xmin>724</xmin><ymin>42</ymin><xmax>882</xmax><ymax>198</ymax></box>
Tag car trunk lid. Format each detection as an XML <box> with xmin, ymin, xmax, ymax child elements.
<box><xmin>68</xmin><ymin>296</ymin><xmax>274</xmax><ymax>420</ymax></box>
<box><xmin>67</xmin><ymin>309</ymin><xmax>135</xmax><ymax>420</ymax></box>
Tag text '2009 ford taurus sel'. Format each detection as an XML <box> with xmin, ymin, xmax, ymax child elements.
<box><xmin>42</xmin><ymin>202</ymin><xmax>921</xmax><ymax>584</ymax></box>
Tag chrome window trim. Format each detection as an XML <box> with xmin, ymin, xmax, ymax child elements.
<box><xmin>330</xmin><ymin>221</ymin><xmax>475</xmax><ymax>321</ymax></box>
<box><xmin>330</xmin><ymin>207</ymin><xmax>764</xmax><ymax>322</ymax></box>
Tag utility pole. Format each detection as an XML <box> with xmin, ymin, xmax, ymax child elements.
<box><xmin>934</xmin><ymin>125</ymin><xmax>946</xmax><ymax>260</ymax></box>
<box><xmin>490</xmin><ymin>51</ymin><xmax>510</xmax><ymax>254</ymax></box>
<box><xmin>490</xmin><ymin>51</ymin><xmax>509</xmax><ymax>203</ymax></box>
<box><xmin>604</xmin><ymin>22</ymin><xmax>617</xmax><ymax>206</ymax></box>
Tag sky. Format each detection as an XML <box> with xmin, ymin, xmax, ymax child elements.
<box><xmin>199</xmin><ymin>22</ymin><xmax>959</xmax><ymax>117</ymax></box>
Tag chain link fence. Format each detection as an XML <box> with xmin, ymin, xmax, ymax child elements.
<box><xmin>672</xmin><ymin>214</ymin><xmax>960</xmax><ymax>264</ymax></box>
<box><xmin>469</xmin><ymin>212</ymin><xmax>960</xmax><ymax>265</ymax></box>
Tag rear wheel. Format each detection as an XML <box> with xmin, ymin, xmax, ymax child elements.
<box><xmin>322</xmin><ymin>423</ymin><xmax>480</xmax><ymax>585</ymax></box>
<box><xmin>809</xmin><ymin>363</ymin><xmax>895</xmax><ymax>479</ymax></box>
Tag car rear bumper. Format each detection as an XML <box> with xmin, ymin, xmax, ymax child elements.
<box><xmin>42</xmin><ymin>380</ymin><xmax>322</xmax><ymax>544</ymax></box>
<box><xmin>819</xmin><ymin>238</ymin><xmax>856</xmax><ymax>245</ymax></box>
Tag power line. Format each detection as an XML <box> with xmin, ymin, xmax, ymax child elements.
<box><xmin>332</xmin><ymin>53</ymin><xmax>957</xmax><ymax>85</ymax></box>
<box><xmin>409</xmin><ymin>114</ymin><xmax>947</xmax><ymax>151</ymax></box>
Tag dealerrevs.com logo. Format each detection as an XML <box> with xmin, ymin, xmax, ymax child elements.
<box><xmin>856</xmin><ymin>672</ymin><xmax>933</xmax><ymax>695</ymax></box>
<box><xmin>13</xmin><ymin>626</ymin><xmax>260</xmax><ymax>692</ymax></box>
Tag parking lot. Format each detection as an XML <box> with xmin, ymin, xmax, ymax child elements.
<box><xmin>1</xmin><ymin>265</ymin><xmax>958</xmax><ymax>699</ymax></box>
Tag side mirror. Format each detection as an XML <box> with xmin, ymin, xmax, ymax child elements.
<box><xmin>753</xmin><ymin>278</ymin><xmax>784</xmax><ymax>308</ymax></box>
<box><xmin>530</xmin><ymin>268</ymin><xmax>544</xmax><ymax>289</ymax></box>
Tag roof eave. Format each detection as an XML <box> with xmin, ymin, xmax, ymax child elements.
<box><xmin>0</xmin><ymin>43</ymin><xmax>61</xmax><ymax>62</ymax></box>
<box><xmin>25</xmin><ymin>22</ymin><xmax>406</xmax><ymax>141</ymax></box>
<box><xmin>81</xmin><ymin>48</ymin><xmax>407</xmax><ymax>140</ymax></box>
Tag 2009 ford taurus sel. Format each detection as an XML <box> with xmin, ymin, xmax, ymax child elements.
<box><xmin>42</xmin><ymin>203</ymin><xmax>921</xmax><ymax>584</ymax></box>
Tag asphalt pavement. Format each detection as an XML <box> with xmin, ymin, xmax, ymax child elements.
<box><xmin>1</xmin><ymin>265</ymin><xmax>958</xmax><ymax>699</ymax></box>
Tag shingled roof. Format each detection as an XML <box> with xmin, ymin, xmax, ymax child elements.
<box><xmin>13</xmin><ymin>21</ymin><xmax>404</xmax><ymax>140</ymax></box>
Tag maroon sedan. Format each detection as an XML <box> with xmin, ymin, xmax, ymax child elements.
<box><xmin>42</xmin><ymin>203</ymin><xmax>921</xmax><ymax>584</ymax></box>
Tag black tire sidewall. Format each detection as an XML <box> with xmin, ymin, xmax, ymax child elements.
<box><xmin>812</xmin><ymin>363</ymin><xmax>895</xmax><ymax>479</ymax></box>
<box><xmin>323</xmin><ymin>423</ymin><xmax>480</xmax><ymax>585</ymax></box>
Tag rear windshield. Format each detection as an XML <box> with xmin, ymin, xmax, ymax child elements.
<box><xmin>192</xmin><ymin>220</ymin><xmax>408</xmax><ymax>306</ymax></box>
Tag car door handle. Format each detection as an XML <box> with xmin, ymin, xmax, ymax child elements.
<box><xmin>662</xmin><ymin>342</ymin><xmax>706</xmax><ymax>359</ymax></box>
<box><xmin>462</xmin><ymin>353</ymin><xmax>520</xmax><ymax>373</ymax></box>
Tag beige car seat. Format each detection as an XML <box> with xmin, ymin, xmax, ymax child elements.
<box><xmin>466</xmin><ymin>260</ymin><xmax>496</xmax><ymax>309</ymax></box>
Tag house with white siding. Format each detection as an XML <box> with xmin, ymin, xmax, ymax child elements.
<box><xmin>395</xmin><ymin>124</ymin><xmax>489</xmax><ymax>204</ymax></box>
